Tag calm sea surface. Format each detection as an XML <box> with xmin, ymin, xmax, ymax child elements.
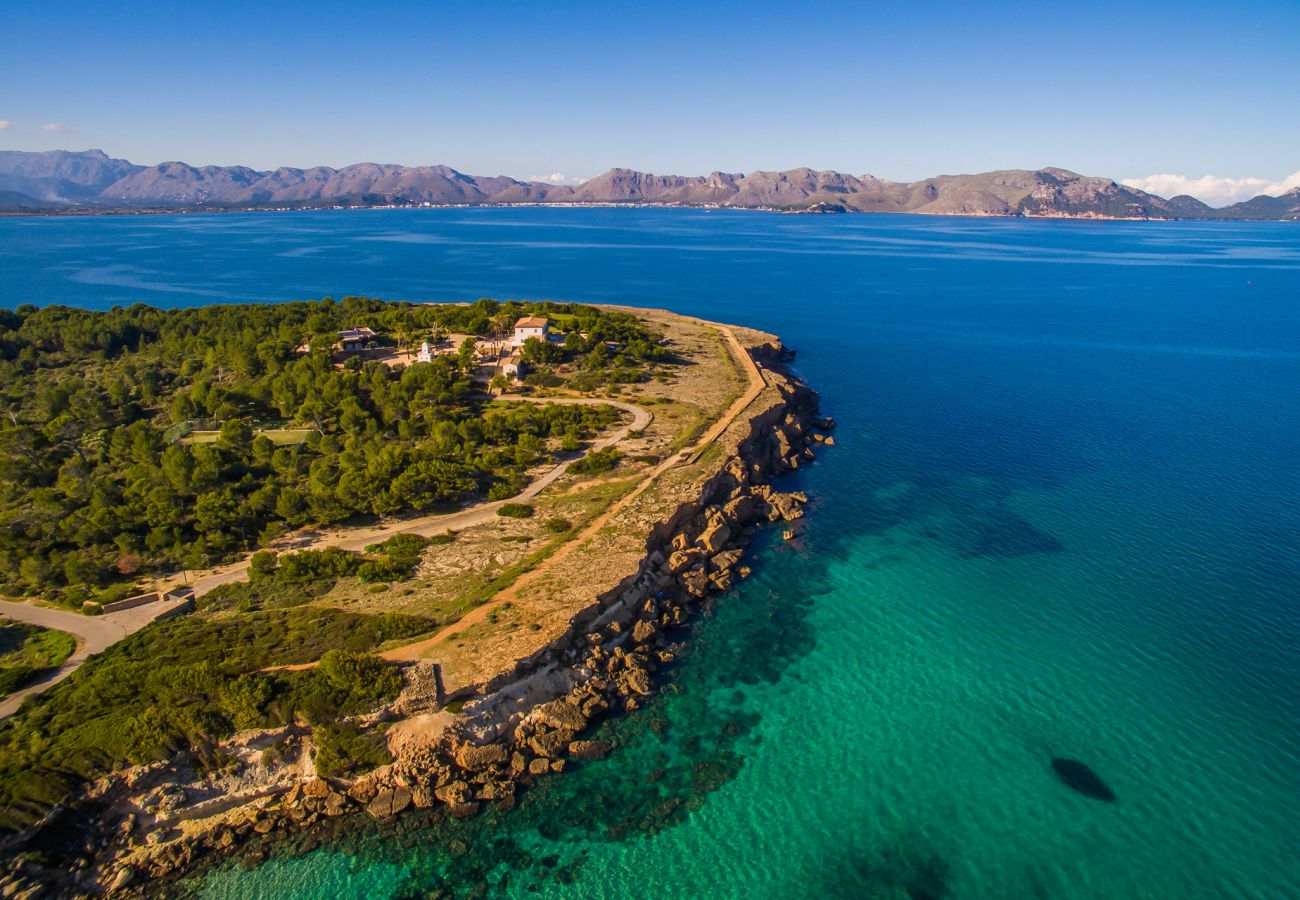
<box><xmin>3</xmin><ymin>209</ymin><xmax>1299</xmax><ymax>899</ymax></box>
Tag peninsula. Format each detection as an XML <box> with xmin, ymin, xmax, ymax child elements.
<box><xmin>2</xmin><ymin>150</ymin><xmax>1298</xmax><ymax>220</ymax></box>
<box><xmin>0</xmin><ymin>299</ymin><xmax>825</xmax><ymax>896</ymax></box>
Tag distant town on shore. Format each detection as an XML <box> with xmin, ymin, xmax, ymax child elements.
<box><xmin>2</xmin><ymin>149</ymin><xmax>1297</xmax><ymax>220</ymax></box>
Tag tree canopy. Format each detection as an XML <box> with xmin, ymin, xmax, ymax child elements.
<box><xmin>0</xmin><ymin>297</ymin><xmax>661</xmax><ymax>606</ymax></box>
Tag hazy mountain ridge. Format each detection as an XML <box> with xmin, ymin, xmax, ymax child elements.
<box><xmin>0</xmin><ymin>150</ymin><xmax>1294</xmax><ymax>220</ymax></box>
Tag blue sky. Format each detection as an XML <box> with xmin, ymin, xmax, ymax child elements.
<box><xmin>2</xmin><ymin>0</ymin><xmax>1297</xmax><ymax>200</ymax></box>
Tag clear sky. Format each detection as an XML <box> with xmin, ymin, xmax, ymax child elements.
<box><xmin>2</xmin><ymin>0</ymin><xmax>1297</xmax><ymax>200</ymax></box>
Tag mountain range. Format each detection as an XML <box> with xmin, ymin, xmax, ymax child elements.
<box><xmin>1</xmin><ymin>149</ymin><xmax>1297</xmax><ymax>220</ymax></box>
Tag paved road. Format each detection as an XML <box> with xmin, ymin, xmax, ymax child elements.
<box><xmin>0</xmin><ymin>598</ymin><xmax>183</xmax><ymax>718</ymax></box>
<box><xmin>183</xmin><ymin>397</ymin><xmax>651</xmax><ymax>598</ymax></box>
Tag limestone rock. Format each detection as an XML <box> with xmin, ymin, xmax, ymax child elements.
<box><xmin>535</xmin><ymin>698</ymin><xmax>587</xmax><ymax>732</ymax></box>
<box><xmin>529</xmin><ymin>730</ymin><xmax>572</xmax><ymax>759</ymax></box>
<box><xmin>434</xmin><ymin>781</ymin><xmax>474</xmax><ymax>806</ymax></box>
<box><xmin>698</xmin><ymin>521</ymin><xmax>732</xmax><ymax>555</ymax></box>
<box><xmin>455</xmin><ymin>741</ymin><xmax>509</xmax><ymax>770</ymax></box>
<box><xmin>366</xmin><ymin>786</ymin><xmax>413</xmax><ymax>818</ymax></box>
<box><xmin>568</xmin><ymin>740</ymin><xmax>612</xmax><ymax>761</ymax></box>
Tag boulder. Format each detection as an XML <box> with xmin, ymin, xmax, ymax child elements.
<box><xmin>665</xmin><ymin>549</ymin><xmax>697</xmax><ymax>574</ymax></box>
<box><xmin>535</xmin><ymin>698</ymin><xmax>587</xmax><ymax>732</ymax></box>
<box><xmin>448</xmin><ymin>801</ymin><xmax>481</xmax><ymax>819</ymax></box>
<box><xmin>434</xmin><ymin>781</ymin><xmax>474</xmax><ymax>806</ymax></box>
<box><xmin>632</xmin><ymin>619</ymin><xmax>657</xmax><ymax>644</ymax></box>
<box><xmin>624</xmin><ymin>668</ymin><xmax>653</xmax><ymax>695</ymax></box>
<box><xmin>528</xmin><ymin>758</ymin><xmax>551</xmax><ymax>776</ymax></box>
<box><xmin>698</xmin><ymin>521</ymin><xmax>732</xmax><ymax>555</ymax></box>
<box><xmin>529</xmin><ymin>730</ymin><xmax>573</xmax><ymax>759</ymax></box>
<box><xmin>710</xmin><ymin>549</ymin><xmax>743</xmax><ymax>572</ymax></box>
<box><xmin>366</xmin><ymin>786</ymin><xmax>413</xmax><ymax>818</ymax></box>
<box><xmin>301</xmin><ymin>778</ymin><xmax>332</xmax><ymax>799</ymax></box>
<box><xmin>455</xmin><ymin>741</ymin><xmax>509</xmax><ymax>770</ymax></box>
<box><xmin>568</xmin><ymin>740</ymin><xmax>612</xmax><ymax>761</ymax></box>
<box><xmin>680</xmin><ymin>567</ymin><xmax>710</xmax><ymax>597</ymax></box>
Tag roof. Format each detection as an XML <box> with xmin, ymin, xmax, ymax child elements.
<box><xmin>338</xmin><ymin>326</ymin><xmax>377</xmax><ymax>340</ymax></box>
<box><xmin>514</xmin><ymin>316</ymin><xmax>549</xmax><ymax>329</ymax></box>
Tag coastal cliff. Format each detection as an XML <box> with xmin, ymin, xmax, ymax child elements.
<box><xmin>0</xmin><ymin>334</ymin><xmax>827</xmax><ymax>897</ymax></box>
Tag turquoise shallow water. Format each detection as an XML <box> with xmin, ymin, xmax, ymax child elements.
<box><xmin>3</xmin><ymin>210</ymin><xmax>1299</xmax><ymax>898</ymax></box>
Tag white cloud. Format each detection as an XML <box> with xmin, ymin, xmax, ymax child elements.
<box><xmin>1121</xmin><ymin>171</ymin><xmax>1300</xmax><ymax>207</ymax></box>
<box><xmin>527</xmin><ymin>172</ymin><xmax>583</xmax><ymax>186</ymax></box>
<box><xmin>0</xmin><ymin>120</ymin><xmax>10</xmax><ymax>130</ymax></box>
<box><xmin>40</xmin><ymin>122</ymin><xmax>70</xmax><ymax>132</ymax></box>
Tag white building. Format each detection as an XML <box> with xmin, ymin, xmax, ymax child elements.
<box><xmin>337</xmin><ymin>326</ymin><xmax>378</xmax><ymax>353</ymax></box>
<box><xmin>416</xmin><ymin>341</ymin><xmax>433</xmax><ymax>363</ymax></box>
<box><xmin>512</xmin><ymin>316</ymin><xmax>550</xmax><ymax>347</ymax></box>
<box><xmin>499</xmin><ymin>352</ymin><xmax>522</xmax><ymax>378</ymax></box>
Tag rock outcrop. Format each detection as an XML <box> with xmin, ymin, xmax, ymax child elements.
<box><xmin>4</xmin><ymin>337</ymin><xmax>829</xmax><ymax>898</ymax></box>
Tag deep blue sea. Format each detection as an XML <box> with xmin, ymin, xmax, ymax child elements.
<box><xmin>3</xmin><ymin>208</ymin><xmax>1299</xmax><ymax>899</ymax></box>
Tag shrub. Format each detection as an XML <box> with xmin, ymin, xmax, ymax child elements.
<box><xmin>569</xmin><ymin>447</ymin><xmax>623</xmax><ymax>475</ymax></box>
<box><xmin>543</xmin><ymin>516</ymin><xmax>572</xmax><ymax>534</ymax></box>
<box><xmin>312</xmin><ymin>721</ymin><xmax>391</xmax><ymax>777</ymax></box>
<box><xmin>497</xmin><ymin>502</ymin><xmax>534</xmax><ymax>519</ymax></box>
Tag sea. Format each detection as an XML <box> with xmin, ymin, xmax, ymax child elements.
<box><xmin>2</xmin><ymin>208</ymin><xmax>1298</xmax><ymax>899</ymax></box>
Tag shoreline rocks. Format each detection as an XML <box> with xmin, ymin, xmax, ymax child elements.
<box><xmin>4</xmin><ymin>344</ymin><xmax>825</xmax><ymax>898</ymax></box>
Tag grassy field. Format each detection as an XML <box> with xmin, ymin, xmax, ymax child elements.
<box><xmin>181</xmin><ymin>428</ymin><xmax>315</xmax><ymax>446</ymax></box>
<box><xmin>0</xmin><ymin>622</ymin><xmax>77</xmax><ymax>696</ymax></box>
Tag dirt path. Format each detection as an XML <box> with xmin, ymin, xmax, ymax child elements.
<box><xmin>179</xmin><ymin>397</ymin><xmax>651</xmax><ymax>599</ymax></box>
<box><xmin>381</xmin><ymin>323</ymin><xmax>766</xmax><ymax>662</ymax></box>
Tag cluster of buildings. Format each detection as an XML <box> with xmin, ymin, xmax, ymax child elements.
<box><xmin>301</xmin><ymin>317</ymin><xmax>558</xmax><ymax>382</ymax></box>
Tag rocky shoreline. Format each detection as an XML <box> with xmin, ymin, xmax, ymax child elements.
<box><xmin>1</xmin><ymin>340</ymin><xmax>827</xmax><ymax>898</ymax></box>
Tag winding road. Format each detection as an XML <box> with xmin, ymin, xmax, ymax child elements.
<box><xmin>382</xmin><ymin>321</ymin><xmax>768</xmax><ymax>661</ymax></box>
<box><xmin>182</xmin><ymin>396</ymin><xmax>651</xmax><ymax>598</ymax></box>
<box><xmin>0</xmin><ymin>597</ymin><xmax>181</xmax><ymax>718</ymax></box>
<box><xmin>1</xmin><ymin>323</ymin><xmax>760</xmax><ymax>713</ymax></box>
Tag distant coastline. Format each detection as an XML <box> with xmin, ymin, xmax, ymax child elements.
<box><xmin>3</xmin><ymin>149</ymin><xmax>1297</xmax><ymax>221</ymax></box>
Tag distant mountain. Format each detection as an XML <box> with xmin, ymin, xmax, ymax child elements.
<box><xmin>0</xmin><ymin>150</ymin><xmax>1295</xmax><ymax>220</ymax></box>
<box><xmin>0</xmin><ymin>149</ymin><xmax>143</xmax><ymax>202</ymax></box>
<box><xmin>1212</xmin><ymin>187</ymin><xmax>1300</xmax><ymax>221</ymax></box>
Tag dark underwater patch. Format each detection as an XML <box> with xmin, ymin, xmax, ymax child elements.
<box><xmin>819</xmin><ymin>835</ymin><xmax>953</xmax><ymax>900</ymax></box>
<box><xmin>1050</xmin><ymin>757</ymin><xmax>1116</xmax><ymax>802</ymax></box>
<box><xmin>961</xmin><ymin>508</ymin><xmax>1065</xmax><ymax>558</ymax></box>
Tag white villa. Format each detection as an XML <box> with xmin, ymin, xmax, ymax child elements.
<box><xmin>336</xmin><ymin>326</ymin><xmax>379</xmax><ymax>352</ymax></box>
<box><xmin>415</xmin><ymin>340</ymin><xmax>433</xmax><ymax>363</ymax></box>
<box><xmin>294</xmin><ymin>326</ymin><xmax>379</xmax><ymax>354</ymax></box>
<box><xmin>511</xmin><ymin>316</ymin><xmax>550</xmax><ymax>346</ymax></box>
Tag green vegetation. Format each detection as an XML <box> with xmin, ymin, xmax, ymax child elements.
<box><xmin>497</xmin><ymin>502</ymin><xmax>534</xmax><ymax>519</ymax></box>
<box><xmin>0</xmin><ymin>609</ymin><xmax>430</xmax><ymax>834</ymax></box>
<box><xmin>543</xmin><ymin>516</ymin><xmax>572</xmax><ymax>534</ymax></box>
<box><xmin>313</xmin><ymin>720</ymin><xmax>391</xmax><ymax>777</ymax></box>
<box><xmin>568</xmin><ymin>446</ymin><xmax>623</xmax><ymax>475</ymax></box>
<box><xmin>0</xmin><ymin>297</ymin><xmax>668</xmax><ymax>606</ymax></box>
<box><xmin>0</xmin><ymin>623</ymin><xmax>77</xmax><ymax>695</ymax></box>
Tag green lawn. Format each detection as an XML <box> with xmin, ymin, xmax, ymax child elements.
<box><xmin>0</xmin><ymin>622</ymin><xmax>77</xmax><ymax>696</ymax></box>
<box><xmin>181</xmin><ymin>427</ymin><xmax>315</xmax><ymax>446</ymax></box>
